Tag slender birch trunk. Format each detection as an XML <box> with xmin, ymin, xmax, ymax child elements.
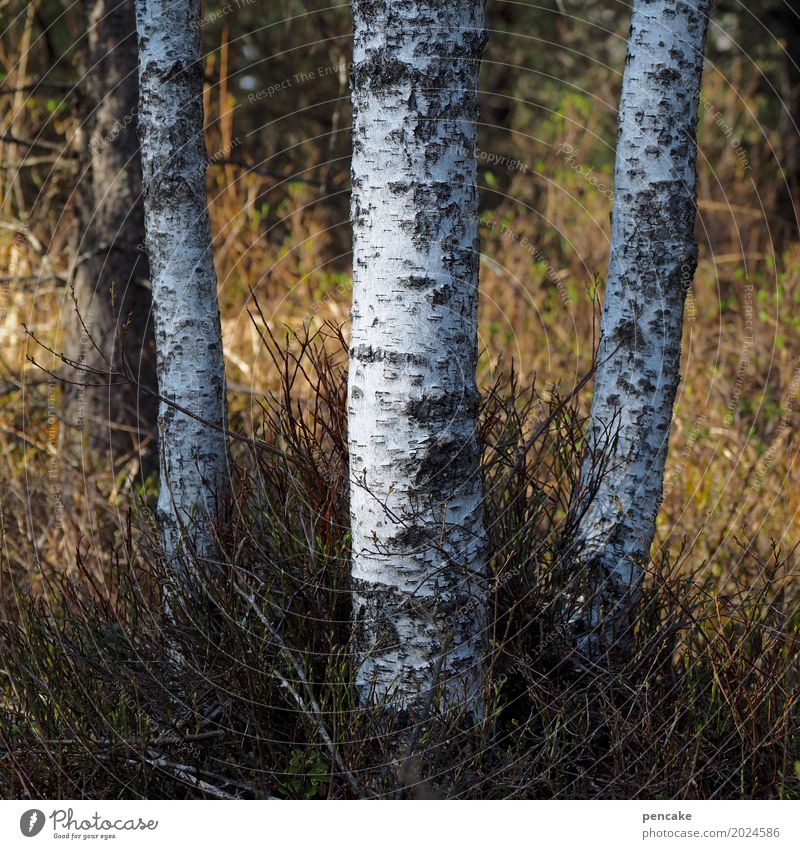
<box><xmin>348</xmin><ymin>0</ymin><xmax>488</xmax><ymax>714</ymax></box>
<box><xmin>572</xmin><ymin>0</ymin><xmax>712</xmax><ymax>657</ymax></box>
<box><xmin>66</xmin><ymin>0</ymin><xmax>157</xmax><ymax>474</ymax></box>
<box><xmin>135</xmin><ymin>0</ymin><xmax>229</xmax><ymax>566</ymax></box>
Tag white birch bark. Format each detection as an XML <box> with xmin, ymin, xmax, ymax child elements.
<box><xmin>135</xmin><ymin>0</ymin><xmax>229</xmax><ymax>568</ymax></box>
<box><xmin>348</xmin><ymin>0</ymin><xmax>488</xmax><ymax>713</ymax></box>
<box><xmin>572</xmin><ymin>0</ymin><xmax>712</xmax><ymax>656</ymax></box>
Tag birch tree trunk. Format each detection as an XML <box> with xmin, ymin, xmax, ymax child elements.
<box><xmin>66</xmin><ymin>0</ymin><xmax>157</xmax><ymax>474</ymax></box>
<box><xmin>348</xmin><ymin>0</ymin><xmax>488</xmax><ymax>714</ymax></box>
<box><xmin>135</xmin><ymin>0</ymin><xmax>229</xmax><ymax>566</ymax></box>
<box><xmin>571</xmin><ymin>0</ymin><xmax>712</xmax><ymax>657</ymax></box>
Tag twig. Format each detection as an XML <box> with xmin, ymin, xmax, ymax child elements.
<box><xmin>22</xmin><ymin>325</ymin><xmax>304</xmax><ymax>467</ymax></box>
<box><xmin>0</xmin><ymin>156</ymin><xmax>68</xmax><ymax>170</ymax></box>
<box><xmin>140</xmin><ymin>751</ymin><xmax>238</xmax><ymax>799</ymax></box>
<box><xmin>234</xmin><ymin>584</ymin><xmax>364</xmax><ymax>798</ymax></box>
<box><xmin>211</xmin><ymin>157</ymin><xmax>324</xmax><ymax>187</ymax></box>
<box><xmin>0</xmin><ymin>83</ymin><xmax>71</xmax><ymax>94</ymax></box>
<box><xmin>0</xmin><ymin>134</ymin><xmax>69</xmax><ymax>154</ymax></box>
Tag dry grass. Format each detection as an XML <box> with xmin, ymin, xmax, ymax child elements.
<box><xmin>0</xmin><ymin>0</ymin><xmax>798</xmax><ymax>799</ymax></box>
<box><xmin>1</xmin><ymin>327</ymin><xmax>798</xmax><ymax>799</ymax></box>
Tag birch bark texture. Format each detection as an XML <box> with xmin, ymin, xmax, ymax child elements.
<box><xmin>135</xmin><ymin>0</ymin><xmax>229</xmax><ymax>563</ymax></box>
<box><xmin>572</xmin><ymin>0</ymin><xmax>711</xmax><ymax>654</ymax></box>
<box><xmin>66</xmin><ymin>0</ymin><xmax>157</xmax><ymax>471</ymax></box>
<box><xmin>348</xmin><ymin>0</ymin><xmax>488</xmax><ymax>713</ymax></box>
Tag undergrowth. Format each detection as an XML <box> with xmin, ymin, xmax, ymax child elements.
<box><xmin>1</xmin><ymin>327</ymin><xmax>798</xmax><ymax>800</ymax></box>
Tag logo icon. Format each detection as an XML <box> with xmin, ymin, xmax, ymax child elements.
<box><xmin>20</xmin><ymin>810</ymin><xmax>46</xmax><ymax>837</ymax></box>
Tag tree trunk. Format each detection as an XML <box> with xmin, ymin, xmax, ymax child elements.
<box><xmin>135</xmin><ymin>0</ymin><xmax>229</xmax><ymax>565</ymax></box>
<box><xmin>774</xmin><ymin>0</ymin><xmax>800</xmax><ymax>234</ymax></box>
<box><xmin>66</xmin><ymin>0</ymin><xmax>157</xmax><ymax>474</ymax></box>
<box><xmin>348</xmin><ymin>0</ymin><xmax>488</xmax><ymax>715</ymax></box>
<box><xmin>571</xmin><ymin>0</ymin><xmax>712</xmax><ymax>658</ymax></box>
